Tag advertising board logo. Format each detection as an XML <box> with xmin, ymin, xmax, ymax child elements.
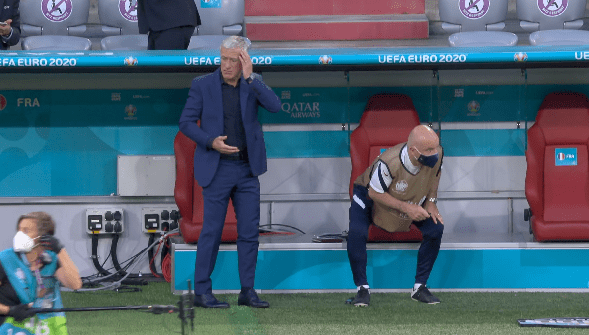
<box><xmin>538</xmin><ymin>0</ymin><xmax>567</xmax><ymax>17</ymax></box>
<box><xmin>124</xmin><ymin>56</ymin><xmax>138</xmax><ymax>66</ymax></box>
<box><xmin>0</xmin><ymin>95</ymin><xmax>6</xmax><ymax>111</ymax></box>
<box><xmin>42</xmin><ymin>0</ymin><xmax>73</xmax><ymax>22</ymax></box>
<box><xmin>555</xmin><ymin>148</ymin><xmax>577</xmax><ymax>166</ymax></box>
<box><xmin>281</xmin><ymin>102</ymin><xmax>320</xmax><ymax>118</ymax></box>
<box><xmin>119</xmin><ymin>0</ymin><xmax>137</xmax><ymax>21</ymax></box>
<box><xmin>467</xmin><ymin>100</ymin><xmax>480</xmax><ymax>113</ymax></box>
<box><xmin>124</xmin><ymin>104</ymin><xmax>137</xmax><ymax>120</ymax></box>
<box><xmin>514</xmin><ymin>52</ymin><xmax>528</xmax><ymax>62</ymax></box>
<box><xmin>319</xmin><ymin>55</ymin><xmax>332</xmax><ymax>65</ymax></box>
<box><xmin>459</xmin><ymin>0</ymin><xmax>490</xmax><ymax>19</ymax></box>
<box><xmin>17</xmin><ymin>98</ymin><xmax>40</xmax><ymax>107</ymax></box>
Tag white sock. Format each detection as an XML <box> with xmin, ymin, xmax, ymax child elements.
<box><xmin>357</xmin><ymin>285</ymin><xmax>369</xmax><ymax>291</ymax></box>
<box><xmin>413</xmin><ymin>283</ymin><xmax>423</xmax><ymax>291</ymax></box>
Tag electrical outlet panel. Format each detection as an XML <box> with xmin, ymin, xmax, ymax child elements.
<box><xmin>141</xmin><ymin>206</ymin><xmax>180</xmax><ymax>234</ymax></box>
<box><xmin>86</xmin><ymin>208</ymin><xmax>125</xmax><ymax>235</ymax></box>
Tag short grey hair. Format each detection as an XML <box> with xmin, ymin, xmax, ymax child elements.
<box><xmin>17</xmin><ymin>211</ymin><xmax>56</xmax><ymax>236</ymax></box>
<box><xmin>220</xmin><ymin>36</ymin><xmax>251</xmax><ymax>51</ymax></box>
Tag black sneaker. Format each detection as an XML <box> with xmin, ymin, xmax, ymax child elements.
<box><xmin>346</xmin><ymin>287</ymin><xmax>370</xmax><ymax>307</ymax></box>
<box><xmin>411</xmin><ymin>285</ymin><xmax>440</xmax><ymax>304</ymax></box>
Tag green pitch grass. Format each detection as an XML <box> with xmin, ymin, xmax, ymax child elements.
<box><xmin>62</xmin><ymin>283</ymin><xmax>589</xmax><ymax>335</ymax></box>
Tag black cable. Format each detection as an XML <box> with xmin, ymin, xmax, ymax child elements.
<box><xmin>91</xmin><ymin>235</ymin><xmax>112</xmax><ymax>276</ymax></box>
<box><xmin>111</xmin><ymin>234</ymin><xmax>127</xmax><ymax>276</ymax></box>
<box><xmin>111</xmin><ymin>234</ymin><xmax>149</xmax><ymax>286</ymax></box>
<box><xmin>74</xmin><ymin>229</ymin><xmax>180</xmax><ymax>294</ymax></box>
<box><xmin>85</xmin><ymin>236</ymin><xmax>151</xmax><ymax>284</ymax></box>
<box><xmin>114</xmin><ymin>285</ymin><xmax>143</xmax><ymax>293</ymax></box>
<box><xmin>100</xmin><ymin>250</ymin><xmax>111</xmax><ymax>269</ymax></box>
<box><xmin>148</xmin><ymin>233</ymin><xmax>162</xmax><ymax>277</ymax></box>
<box><xmin>160</xmin><ymin>236</ymin><xmax>170</xmax><ymax>271</ymax></box>
<box><xmin>258</xmin><ymin>224</ymin><xmax>306</xmax><ymax>235</ymax></box>
<box><xmin>82</xmin><ymin>253</ymin><xmax>137</xmax><ymax>282</ymax></box>
<box><xmin>84</xmin><ymin>230</ymin><xmax>178</xmax><ymax>284</ymax></box>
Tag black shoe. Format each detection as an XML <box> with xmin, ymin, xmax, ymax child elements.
<box><xmin>194</xmin><ymin>293</ymin><xmax>230</xmax><ymax>308</ymax></box>
<box><xmin>346</xmin><ymin>287</ymin><xmax>370</xmax><ymax>307</ymax></box>
<box><xmin>238</xmin><ymin>288</ymin><xmax>269</xmax><ymax>308</ymax></box>
<box><xmin>411</xmin><ymin>285</ymin><xmax>440</xmax><ymax>304</ymax></box>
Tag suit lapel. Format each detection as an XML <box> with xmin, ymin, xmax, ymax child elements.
<box><xmin>212</xmin><ymin>69</ymin><xmax>224</xmax><ymax>130</ymax></box>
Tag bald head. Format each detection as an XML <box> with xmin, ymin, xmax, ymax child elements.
<box><xmin>408</xmin><ymin>125</ymin><xmax>438</xmax><ymax>148</ymax></box>
<box><xmin>407</xmin><ymin>125</ymin><xmax>440</xmax><ymax>166</ymax></box>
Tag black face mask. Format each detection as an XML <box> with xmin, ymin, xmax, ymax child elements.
<box><xmin>414</xmin><ymin>148</ymin><xmax>439</xmax><ymax>168</ymax></box>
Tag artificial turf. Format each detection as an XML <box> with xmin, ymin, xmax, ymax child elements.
<box><xmin>61</xmin><ymin>282</ymin><xmax>589</xmax><ymax>334</ymax></box>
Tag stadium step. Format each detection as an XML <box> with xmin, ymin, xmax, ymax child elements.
<box><xmin>245</xmin><ymin>14</ymin><xmax>429</xmax><ymax>41</ymax></box>
<box><xmin>245</xmin><ymin>0</ymin><xmax>425</xmax><ymax>16</ymax></box>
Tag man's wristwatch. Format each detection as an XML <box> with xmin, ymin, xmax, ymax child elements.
<box><xmin>245</xmin><ymin>73</ymin><xmax>254</xmax><ymax>84</ymax></box>
<box><xmin>428</xmin><ymin>197</ymin><xmax>437</xmax><ymax>205</ymax></box>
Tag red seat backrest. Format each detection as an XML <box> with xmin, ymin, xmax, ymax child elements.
<box><xmin>174</xmin><ymin>131</ymin><xmax>237</xmax><ymax>243</ymax></box>
<box><xmin>350</xmin><ymin>94</ymin><xmax>423</xmax><ymax>242</ymax></box>
<box><xmin>528</xmin><ymin>92</ymin><xmax>589</xmax><ymax>222</ymax></box>
<box><xmin>350</xmin><ymin>94</ymin><xmax>421</xmax><ymax>197</ymax></box>
<box><xmin>174</xmin><ymin>131</ymin><xmax>196</xmax><ymax>222</ymax></box>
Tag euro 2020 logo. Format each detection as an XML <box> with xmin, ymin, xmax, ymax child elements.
<box><xmin>467</xmin><ymin>100</ymin><xmax>480</xmax><ymax>113</ymax></box>
<box><xmin>124</xmin><ymin>105</ymin><xmax>137</xmax><ymax>120</ymax></box>
<box><xmin>514</xmin><ymin>52</ymin><xmax>528</xmax><ymax>62</ymax></box>
<box><xmin>124</xmin><ymin>56</ymin><xmax>138</xmax><ymax>66</ymax></box>
<box><xmin>319</xmin><ymin>55</ymin><xmax>332</xmax><ymax>65</ymax></box>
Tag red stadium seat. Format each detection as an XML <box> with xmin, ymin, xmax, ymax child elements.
<box><xmin>174</xmin><ymin>131</ymin><xmax>238</xmax><ymax>243</ymax></box>
<box><xmin>350</xmin><ymin>94</ymin><xmax>423</xmax><ymax>242</ymax></box>
<box><xmin>525</xmin><ymin>92</ymin><xmax>589</xmax><ymax>241</ymax></box>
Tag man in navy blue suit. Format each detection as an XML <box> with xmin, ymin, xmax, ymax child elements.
<box><xmin>137</xmin><ymin>0</ymin><xmax>200</xmax><ymax>50</ymax></box>
<box><xmin>0</xmin><ymin>0</ymin><xmax>20</xmax><ymax>50</ymax></box>
<box><xmin>179</xmin><ymin>36</ymin><xmax>281</xmax><ymax>308</ymax></box>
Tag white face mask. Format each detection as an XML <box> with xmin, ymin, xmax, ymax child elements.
<box><xmin>13</xmin><ymin>231</ymin><xmax>39</xmax><ymax>253</ymax></box>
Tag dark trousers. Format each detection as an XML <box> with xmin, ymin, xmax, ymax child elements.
<box><xmin>147</xmin><ymin>26</ymin><xmax>195</xmax><ymax>50</ymax></box>
<box><xmin>347</xmin><ymin>184</ymin><xmax>444</xmax><ymax>287</ymax></box>
<box><xmin>193</xmin><ymin>159</ymin><xmax>261</xmax><ymax>295</ymax></box>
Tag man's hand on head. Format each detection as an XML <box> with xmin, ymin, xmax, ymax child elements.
<box><xmin>239</xmin><ymin>49</ymin><xmax>253</xmax><ymax>80</ymax></box>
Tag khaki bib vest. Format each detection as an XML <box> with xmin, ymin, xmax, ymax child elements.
<box><xmin>354</xmin><ymin>143</ymin><xmax>442</xmax><ymax>232</ymax></box>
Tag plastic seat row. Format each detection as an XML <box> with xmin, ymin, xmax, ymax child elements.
<box><xmin>440</xmin><ymin>0</ymin><xmax>589</xmax><ymax>47</ymax></box>
<box><xmin>19</xmin><ymin>0</ymin><xmax>244</xmax><ymax>50</ymax></box>
<box><xmin>176</xmin><ymin>91</ymin><xmax>589</xmax><ymax>244</ymax></box>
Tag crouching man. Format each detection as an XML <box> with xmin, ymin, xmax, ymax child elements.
<box><xmin>347</xmin><ymin>125</ymin><xmax>444</xmax><ymax>306</ymax></box>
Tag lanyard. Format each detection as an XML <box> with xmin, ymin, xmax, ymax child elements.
<box><xmin>20</xmin><ymin>252</ymin><xmax>46</xmax><ymax>296</ymax></box>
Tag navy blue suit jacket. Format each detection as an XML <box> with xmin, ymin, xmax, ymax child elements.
<box><xmin>179</xmin><ymin>69</ymin><xmax>281</xmax><ymax>188</ymax></box>
<box><xmin>0</xmin><ymin>0</ymin><xmax>20</xmax><ymax>50</ymax></box>
<box><xmin>137</xmin><ymin>0</ymin><xmax>201</xmax><ymax>34</ymax></box>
